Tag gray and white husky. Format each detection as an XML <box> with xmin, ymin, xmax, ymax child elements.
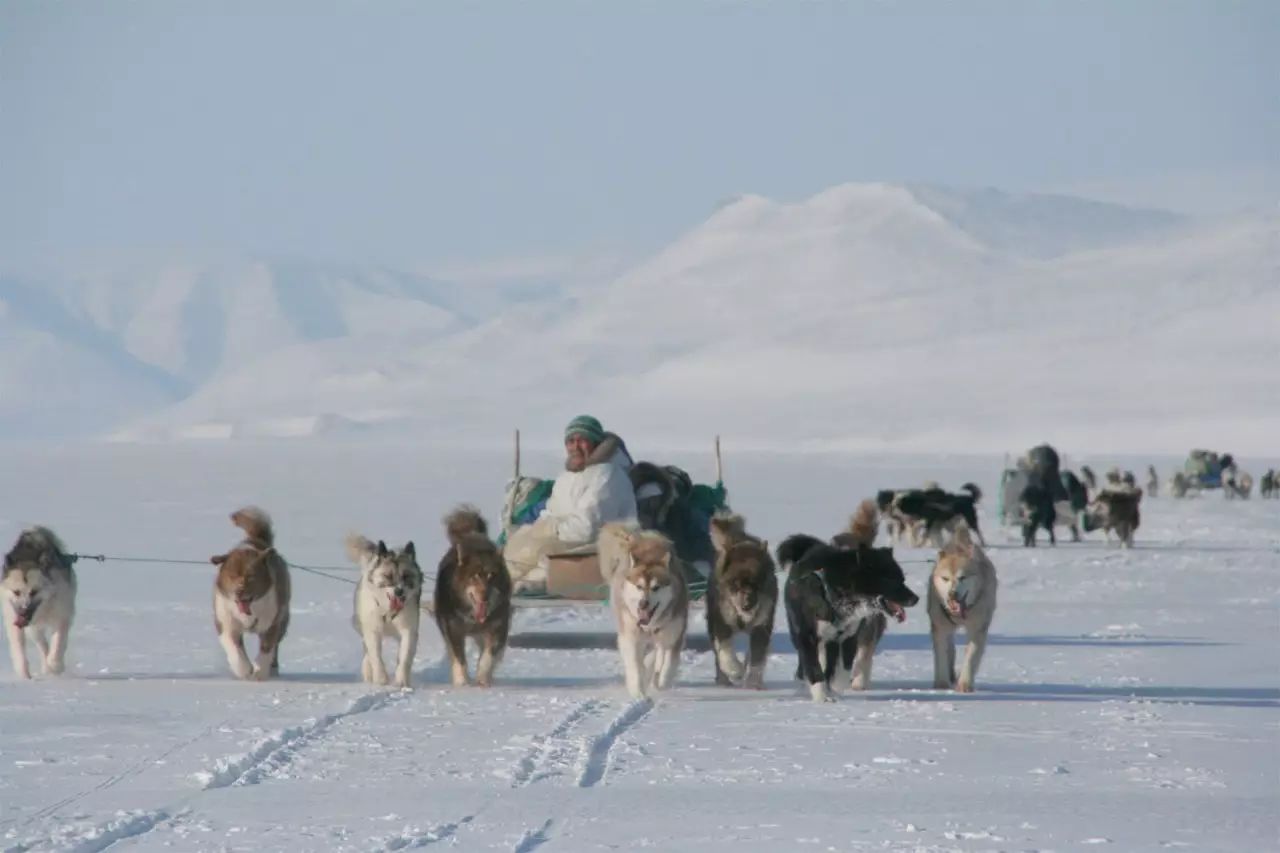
<box><xmin>3</xmin><ymin>527</ymin><xmax>77</xmax><ymax>680</ymax></box>
<box><xmin>347</xmin><ymin>535</ymin><xmax>424</xmax><ymax>688</ymax></box>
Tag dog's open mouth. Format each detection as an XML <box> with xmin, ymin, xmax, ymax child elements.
<box><xmin>14</xmin><ymin>605</ymin><xmax>37</xmax><ymax>628</ymax></box>
<box><xmin>947</xmin><ymin>598</ymin><xmax>968</xmax><ymax>619</ymax></box>
<box><xmin>388</xmin><ymin>594</ymin><xmax>405</xmax><ymax>614</ymax></box>
<box><xmin>473</xmin><ymin>600</ymin><xmax>488</xmax><ymax>623</ymax></box>
<box><xmin>236</xmin><ymin>597</ymin><xmax>253</xmax><ymax>616</ymax></box>
<box><xmin>636</xmin><ymin>605</ymin><xmax>654</xmax><ymax>627</ymax></box>
<box><xmin>878</xmin><ymin>597</ymin><xmax>907</xmax><ymax>624</ymax></box>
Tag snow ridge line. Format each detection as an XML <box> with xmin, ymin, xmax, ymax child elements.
<box><xmin>511</xmin><ymin>818</ymin><xmax>554</xmax><ymax>853</ymax></box>
<box><xmin>198</xmin><ymin>689</ymin><xmax>408</xmax><ymax>789</ymax></box>
<box><xmin>510</xmin><ymin>699</ymin><xmax>604</xmax><ymax>787</ymax></box>
<box><xmin>380</xmin><ymin>815</ymin><xmax>474</xmax><ymax>850</ymax></box>
<box><xmin>1</xmin><ymin>808</ymin><xmax>175</xmax><ymax>853</ymax></box>
<box><xmin>576</xmin><ymin>697</ymin><xmax>654</xmax><ymax>788</ymax></box>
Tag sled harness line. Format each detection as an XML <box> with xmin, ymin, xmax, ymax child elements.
<box><xmin>68</xmin><ymin>551</ymin><xmax>372</xmax><ymax>587</ymax></box>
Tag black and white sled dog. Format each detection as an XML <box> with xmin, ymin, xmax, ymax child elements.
<box><xmin>347</xmin><ymin>534</ymin><xmax>424</xmax><ymax>688</ymax></box>
<box><xmin>778</xmin><ymin>516</ymin><xmax>919</xmax><ymax>703</ymax></box>
<box><xmin>3</xmin><ymin>527</ymin><xmax>77</xmax><ymax>680</ymax></box>
<box><xmin>888</xmin><ymin>483</ymin><xmax>985</xmax><ymax>547</ymax></box>
<box><xmin>705</xmin><ymin>513</ymin><xmax>777</xmax><ymax>689</ymax></box>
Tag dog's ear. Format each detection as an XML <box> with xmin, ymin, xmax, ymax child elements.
<box><xmin>660</xmin><ymin>550</ymin><xmax>671</xmax><ymax>568</ymax></box>
<box><xmin>211</xmin><ymin>552</ymin><xmax>229</xmax><ymax>566</ymax></box>
<box><xmin>376</xmin><ymin>540</ymin><xmax>388</xmax><ymax>558</ymax></box>
<box><xmin>403</xmin><ymin>541</ymin><xmax>416</xmax><ymax>559</ymax></box>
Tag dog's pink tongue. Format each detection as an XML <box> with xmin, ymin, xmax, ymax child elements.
<box><xmin>389</xmin><ymin>595</ymin><xmax>404</xmax><ymax>614</ymax></box>
<box><xmin>237</xmin><ymin>599</ymin><xmax>252</xmax><ymax>616</ymax></box>
<box><xmin>947</xmin><ymin>599</ymin><xmax>963</xmax><ymax>616</ymax></box>
<box><xmin>474</xmin><ymin>601</ymin><xmax>487</xmax><ymax>623</ymax></box>
<box><xmin>14</xmin><ymin>614</ymin><xmax>29</xmax><ymax>628</ymax></box>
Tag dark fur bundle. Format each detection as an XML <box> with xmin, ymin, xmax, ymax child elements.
<box><xmin>779</xmin><ymin>534</ymin><xmax>919</xmax><ymax>701</ymax></box>
<box><xmin>4</xmin><ymin>526</ymin><xmax>72</xmax><ymax>573</ymax></box>
<box><xmin>706</xmin><ymin>513</ymin><xmax>776</xmax><ymax>689</ymax></box>
<box><xmin>434</xmin><ymin>506</ymin><xmax>511</xmax><ymax>687</ymax></box>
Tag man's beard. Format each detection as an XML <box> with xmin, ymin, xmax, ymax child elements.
<box><xmin>566</xmin><ymin>451</ymin><xmax>586</xmax><ymax>472</ymax></box>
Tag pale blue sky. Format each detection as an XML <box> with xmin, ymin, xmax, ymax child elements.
<box><xmin>1</xmin><ymin>0</ymin><xmax>1276</xmax><ymax>269</ymax></box>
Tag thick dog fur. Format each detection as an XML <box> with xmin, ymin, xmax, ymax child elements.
<box><xmin>928</xmin><ymin>523</ymin><xmax>998</xmax><ymax>692</ymax></box>
<box><xmin>1082</xmin><ymin>486</ymin><xmax>1143</xmax><ymax>547</ymax></box>
<box><xmin>1261</xmin><ymin>470</ymin><xmax>1278</xmax><ymax>499</ymax></box>
<box><xmin>210</xmin><ymin>507</ymin><xmax>291</xmax><ymax>680</ymax></box>
<box><xmin>434</xmin><ymin>506</ymin><xmax>512</xmax><ymax>687</ymax></box>
<box><xmin>890</xmin><ymin>484</ymin><xmax>985</xmax><ymax>548</ymax></box>
<box><xmin>780</xmin><ymin>530</ymin><xmax>918</xmax><ymax>702</ymax></box>
<box><xmin>830</xmin><ymin>500</ymin><xmax>912</xmax><ymax>691</ymax></box>
<box><xmin>705</xmin><ymin>513</ymin><xmax>776</xmax><ymax>689</ymax></box>
<box><xmin>347</xmin><ymin>534</ymin><xmax>423</xmax><ymax>688</ymax></box>
<box><xmin>598</xmin><ymin>519</ymin><xmax>642</xmax><ymax>585</ymax></box>
<box><xmin>611</xmin><ymin>530</ymin><xmax>689</xmax><ymax>698</ymax></box>
<box><xmin>3</xmin><ymin>527</ymin><xmax>77</xmax><ymax>680</ymax></box>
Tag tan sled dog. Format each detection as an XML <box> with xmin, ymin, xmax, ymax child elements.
<box><xmin>927</xmin><ymin>522</ymin><xmax>997</xmax><ymax>693</ymax></box>
<box><xmin>211</xmin><ymin>507</ymin><xmax>291</xmax><ymax>680</ymax></box>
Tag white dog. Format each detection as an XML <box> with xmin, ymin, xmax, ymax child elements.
<box><xmin>347</xmin><ymin>535</ymin><xmax>423</xmax><ymax>688</ymax></box>
<box><xmin>610</xmin><ymin>530</ymin><xmax>688</xmax><ymax>699</ymax></box>
<box><xmin>3</xmin><ymin>527</ymin><xmax>77</xmax><ymax>680</ymax></box>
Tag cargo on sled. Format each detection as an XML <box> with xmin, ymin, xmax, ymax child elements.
<box><xmin>498</xmin><ymin>431</ymin><xmax>729</xmax><ymax>606</ymax></box>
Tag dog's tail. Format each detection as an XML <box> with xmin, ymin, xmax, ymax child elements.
<box><xmin>776</xmin><ymin>533</ymin><xmax>826</xmax><ymax>572</ymax></box>
<box><xmin>961</xmin><ymin>482</ymin><xmax>983</xmax><ymax>503</ymax></box>
<box><xmin>344</xmin><ymin>533</ymin><xmax>380</xmax><ymax>563</ymax></box>
<box><xmin>947</xmin><ymin>519</ymin><xmax>976</xmax><ymax>552</ymax></box>
<box><xmin>444</xmin><ymin>505</ymin><xmax>489</xmax><ymax>545</ymax></box>
<box><xmin>844</xmin><ymin>499</ymin><xmax>879</xmax><ymax>547</ymax></box>
<box><xmin>231</xmin><ymin>506</ymin><xmax>273</xmax><ymax>547</ymax></box>
<box><xmin>709</xmin><ymin>511</ymin><xmax>748</xmax><ymax>554</ymax></box>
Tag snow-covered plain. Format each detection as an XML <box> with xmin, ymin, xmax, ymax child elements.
<box><xmin>1</xmin><ymin>442</ymin><xmax>1277</xmax><ymax>852</ymax></box>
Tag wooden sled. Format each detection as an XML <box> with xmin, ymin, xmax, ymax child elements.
<box><xmin>508</xmin><ymin>431</ymin><xmax>723</xmax><ymax>608</ymax></box>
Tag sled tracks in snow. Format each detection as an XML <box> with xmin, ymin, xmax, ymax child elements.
<box><xmin>5</xmin><ymin>688</ymin><xmax>409</xmax><ymax>853</ymax></box>
<box><xmin>506</xmin><ymin>696</ymin><xmax>654</xmax><ymax>790</ymax></box>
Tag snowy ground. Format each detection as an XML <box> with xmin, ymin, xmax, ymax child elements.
<box><xmin>1</xmin><ymin>443</ymin><xmax>1277</xmax><ymax>852</ymax></box>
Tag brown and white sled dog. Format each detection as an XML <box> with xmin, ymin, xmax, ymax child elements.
<box><xmin>706</xmin><ymin>513</ymin><xmax>776</xmax><ymax>689</ymax></box>
<box><xmin>211</xmin><ymin>507</ymin><xmax>291</xmax><ymax>680</ymax></box>
<box><xmin>928</xmin><ymin>522</ymin><xmax>997</xmax><ymax>693</ymax></box>
<box><xmin>3</xmin><ymin>527</ymin><xmax>77</xmax><ymax>680</ymax></box>
<box><xmin>347</xmin><ymin>534</ymin><xmax>423</xmax><ymax>688</ymax></box>
<box><xmin>611</xmin><ymin>530</ymin><xmax>689</xmax><ymax>699</ymax></box>
<box><xmin>434</xmin><ymin>506</ymin><xmax>512</xmax><ymax>687</ymax></box>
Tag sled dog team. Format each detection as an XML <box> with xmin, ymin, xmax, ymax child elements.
<box><xmin>3</xmin><ymin>500</ymin><xmax>996</xmax><ymax>703</ymax></box>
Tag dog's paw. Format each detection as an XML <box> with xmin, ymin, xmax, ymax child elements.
<box><xmin>370</xmin><ymin>670</ymin><xmax>390</xmax><ymax>686</ymax></box>
<box><xmin>933</xmin><ymin>678</ymin><xmax>953</xmax><ymax>690</ymax></box>
<box><xmin>743</xmin><ymin>671</ymin><xmax>765</xmax><ymax>690</ymax></box>
<box><xmin>956</xmin><ymin>680</ymin><xmax>975</xmax><ymax>693</ymax></box>
<box><xmin>230</xmin><ymin>660</ymin><xmax>253</xmax><ymax>680</ymax></box>
<box><xmin>44</xmin><ymin>659</ymin><xmax>65</xmax><ymax>676</ymax></box>
<box><xmin>848</xmin><ymin>678</ymin><xmax>869</xmax><ymax>691</ymax></box>
<box><xmin>393</xmin><ymin>674</ymin><xmax>412</xmax><ymax>689</ymax></box>
<box><xmin>808</xmin><ymin>682</ymin><xmax>836</xmax><ymax>703</ymax></box>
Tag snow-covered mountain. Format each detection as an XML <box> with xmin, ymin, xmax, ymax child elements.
<box><xmin>4</xmin><ymin>184</ymin><xmax>1276</xmax><ymax>454</ymax></box>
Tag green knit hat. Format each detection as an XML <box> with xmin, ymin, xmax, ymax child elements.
<box><xmin>564</xmin><ymin>414</ymin><xmax>605</xmax><ymax>445</ymax></box>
